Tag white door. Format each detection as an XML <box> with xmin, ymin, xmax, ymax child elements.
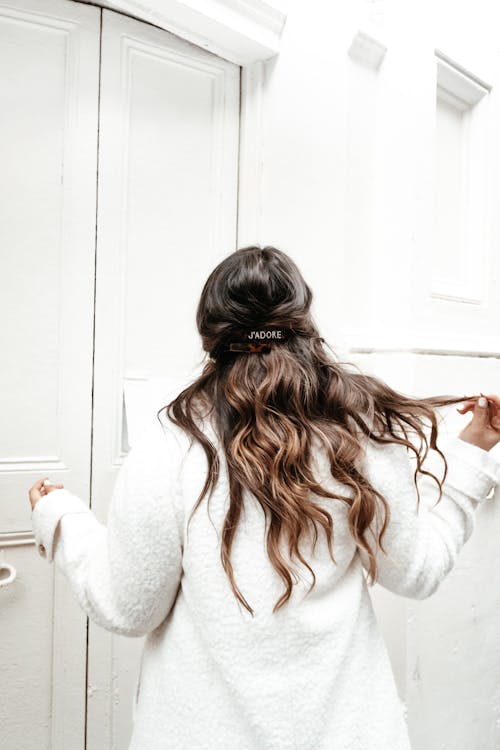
<box><xmin>0</xmin><ymin>2</ymin><xmax>240</xmax><ymax>748</ymax></box>
<box><xmin>0</xmin><ymin>0</ymin><xmax>99</xmax><ymax>748</ymax></box>
<box><xmin>89</xmin><ymin>9</ymin><xmax>240</xmax><ymax>749</ymax></box>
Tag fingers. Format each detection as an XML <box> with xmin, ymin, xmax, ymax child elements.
<box><xmin>28</xmin><ymin>477</ymin><xmax>65</xmax><ymax>513</ymax></box>
<box><xmin>29</xmin><ymin>478</ymin><xmax>64</xmax><ymax>499</ymax></box>
<box><xmin>456</xmin><ymin>394</ymin><xmax>499</xmax><ymax>413</ymax></box>
<box><xmin>29</xmin><ymin>478</ymin><xmax>47</xmax><ymax>499</ymax></box>
<box><xmin>456</xmin><ymin>397</ymin><xmax>491</xmax><ymax>423</ymax></box>
<box><xmin>28</xmin><ymin>482</ymin><xmax>43</xmax><ymax>511</ymax></box>
<box><xmin>456</xmin><ymin>394</ymin><xmax>500</xmax><ymax>433</ymax></box>
<box><xmin>483</xmin><ymin>393</ymin><xmax>500</xmax><ymax>408</ymax></box>
<box><xmin>474</xmin><ymin>395</ymin><xmax>491</xmax><ymax>423</ymax></box>
<box><xmin>477</xmin><ymin>394</ymin><xmax>500</xmax><ymax>430</ymax></box>
<box><xmin>40</xmin><ymin>478</ymin><xmax>64</xmax><ymax>490</ymax></box>
<box><xmin>485</xmin><ymin>397</ymin><xmax>500</xmax><ymax>432</ymax></box>
<box><xmin>456</xmin><ymin>400</ymin><xmax>476</xmax><ymax>414</ymax></box>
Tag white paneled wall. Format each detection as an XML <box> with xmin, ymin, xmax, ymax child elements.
<box><xmin>245</xmin><ymin>1</ymin><xmax>500</xmax><ymax>747</ymax></box>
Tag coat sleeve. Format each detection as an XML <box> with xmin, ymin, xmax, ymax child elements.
<box><xmin>31</xmin><ymin>423</ymin><xmax>185</xmax><ymax>637</ymax></box>
<box><xmin>357</xmin><ymin>433</ymin><xmax>500</xmax><ymax>600</ymax></box>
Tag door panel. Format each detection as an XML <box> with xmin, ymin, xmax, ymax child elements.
<box><xmin>89</xmin><ymin>9</ymin><xmax>240</xmax><ymax>748</ymax></box>
<box><xmin>0</xmin><ymin>0</ymin><xmax>100</xmax><ymax>748</ymax></box>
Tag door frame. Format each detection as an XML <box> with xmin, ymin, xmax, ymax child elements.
<box><xmin>80</xmin><ymin>0</ymin><xmax>282</xmax><ymax>248</ymax></box>
<box><xmin>80</xmin><ymin>0</ymin><xmax>287</xmax><ymax>64</ymax></box>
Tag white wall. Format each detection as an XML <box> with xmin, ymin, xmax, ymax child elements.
<box><xmin>4</xmin><ymin>0</ymin><xmax>500</xmax><ymax>746</ymax></box>
<box><xmin>240</xmin><ymin>1</ymin><xmax>500</xmax><ymax>746</ymax></box>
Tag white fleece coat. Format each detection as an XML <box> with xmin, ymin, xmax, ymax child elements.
<box><xmin>31</xmin><ymin>413</ymin><xmax>500</xmax><ymax>750</ymax></box>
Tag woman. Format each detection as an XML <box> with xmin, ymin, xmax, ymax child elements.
<box><xmin>29</xmin><ymin>245</ymin><xmax>500</xmax><ymax>749</ymax></box>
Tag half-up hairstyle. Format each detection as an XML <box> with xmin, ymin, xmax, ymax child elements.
<box><xmin>158</xmin><ymin>245</ymin><xmax>479</xmax><ymax>616</ymax></box>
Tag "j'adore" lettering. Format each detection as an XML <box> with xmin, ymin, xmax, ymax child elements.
<box><xmin>247</xmin><ymin>329</ymin><xmax>284</xmax><ymax>340</ymax></box>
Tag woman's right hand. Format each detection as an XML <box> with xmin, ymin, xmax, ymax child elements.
<box><xmin>456</xmin><ymin>393</ymin><xmax>500</xmax><ymax>452</ymax></box>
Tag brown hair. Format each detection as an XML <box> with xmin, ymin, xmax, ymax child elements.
<box><xmin>158</xmin><ymin>245</ymin><xmax>478</xmax><ymax>615</ymax></box>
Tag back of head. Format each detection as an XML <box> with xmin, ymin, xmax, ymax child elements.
<box><xmin>197</xmin><ymin>244</ymin><xmax>317</xmax><ymax>357</ymax></box>
<box><xmin>195</xmin><ymin>245</ymin><xmax>331</xmax><ymax>428</ymax></box>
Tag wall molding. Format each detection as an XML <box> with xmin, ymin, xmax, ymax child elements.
<box><xmin>348</xmin><ymin>346</ymin><xmax>500</xmax><ymax>359</ymax></box>
<box><xmin>341</xmin><ymin>328</ymin><xmax>500</xmax><ymax>359</ymax></box>
<box><xmin>435</xmin><ymin>49</ymin><xmax>491</xmax><ymax>106</ymax></box>
<box><xmin>81</xmin><ymin>0</ymin><xmax>288</xmax><ymax>63</ymax></box>
<box><xmin>0</xmin><ymin>457</ymin><xmax>67</xmax><ymax>472</ymax></box>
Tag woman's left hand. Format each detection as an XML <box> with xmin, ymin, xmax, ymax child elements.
<box><xmin>28</xmin><ymin>478</ymin><xmax>65</xmax><ymax>512</ymax></box>
<box><xmin>456</xmin><ymin>393</ymin><xmax>500</xmax><ymax>452</ymax></box>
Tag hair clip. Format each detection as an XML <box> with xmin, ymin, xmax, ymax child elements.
<box><xmin>228</xmin><ymin>341</ymin><xmax>273</xmax><ymax>353</ymax></box>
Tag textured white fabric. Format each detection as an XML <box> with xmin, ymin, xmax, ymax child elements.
<box><xmin>31</xmin><ymin>416</ymin><xmax>500</xmax><ymax>750</ymax></box>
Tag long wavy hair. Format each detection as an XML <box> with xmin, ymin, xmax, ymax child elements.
<box><xmin>158</xmin><ymin>245</ymin><xmax>479</xmax><ymax>616</ymax></box>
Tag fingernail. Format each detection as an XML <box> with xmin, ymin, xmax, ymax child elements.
<box><xmin>478</xmin><ymin>396</ymin><xmax>487</xmax><ymax>407</ymax></box>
